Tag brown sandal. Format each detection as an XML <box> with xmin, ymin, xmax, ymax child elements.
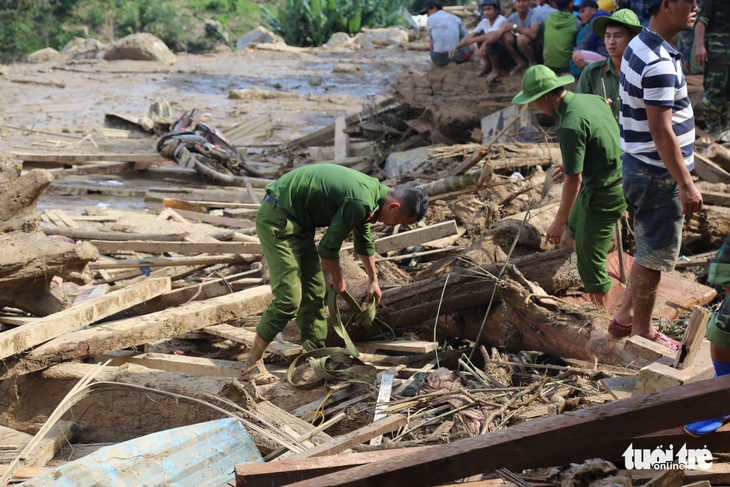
<box><xmin>608</xmin><ymin>318</ymin><xmax>632</xmax><ymax>337</ymax></box>
<box><xmin>240</xmin><ymin>360</ymin><xmax>279</xmax><ymax>385</ymax></box>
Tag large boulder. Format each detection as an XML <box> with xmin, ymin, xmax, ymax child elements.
<box><xmin>354</xmin><ymin>28</ymin><xmax>409</xmax><ymax>48</ymax></box>
<box><xmin>26</xmin><ymin>48</ymin><xmax>61</xmax><ymax>64</ymax></box>
<box><xmin>62</xmin><ymin>37</ymin><xmax>105</xmax><ymax>60</ymax></box>
<box><xmin>236</xmin><ymin>26</ymin><xmax>285</xmax><ymax>50</ymax></box>
<box><xmin>104</xmin><ymin>33</ymin><xmax>177</xmax><ymax>64</ymax></box>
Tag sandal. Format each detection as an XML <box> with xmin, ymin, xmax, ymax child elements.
<box><xmin>647</xmin><ymin>330</ymin><xmax>680</xmax><ymax>351</ymax></box>
<box><xmin>240</xmin><ymin>360</ymin><xmax>279</xmax><ymax>385</ymax></box>
<box><xmin>608</xmin><ymin>318</ymin><xmax>632</xmax><ymax>337</ymax></box>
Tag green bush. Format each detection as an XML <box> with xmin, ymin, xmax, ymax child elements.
<box><xmin>262</xmin><ymin>0</ymin><xmax>409</xmax><ymax>47</ymax></box>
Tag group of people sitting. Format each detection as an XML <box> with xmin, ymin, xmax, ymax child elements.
<box><xmin>422</xmin><ymin>0</ymin><xmax>640</xmax><ymax>83</ymax></box>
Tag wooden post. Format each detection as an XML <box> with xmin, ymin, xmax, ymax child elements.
<box><xmin>673</xmin><ymin>306</ymin><xmax>712</xmax><ymax>369</ymax></box>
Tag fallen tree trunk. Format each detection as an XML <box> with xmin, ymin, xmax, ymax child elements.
<box><xmin>0</xmin><ymin>158</ymin><xmax>98</xmax><ymax>315</ymax></box>
<box><xmin>363</xmin><ymin>248</ymin><xmax>581</xmax><ymax>335</ymax></box>
<box><xmin>706</xmin><ymin>143</ymin><xmax>730</xmax><ymax>172</ymax></box>
<box><xmin>685</xmin><ymin>205</ymin><xmax>730</xmax><ymax>243</ymax></box>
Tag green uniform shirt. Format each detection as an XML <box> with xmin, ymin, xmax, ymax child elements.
<box><xmin>575</xmin><ymin>58</ymin><xmax>620</xmax><ymax>122</ymax></box>
<box><xmin>543</xmin><ymin>11</ymin><xmax>579</xmax><ymax>69</ymax></box>
<box><xmin>557</xmin><ymin>91</ymin><xmax>623</xmax><ymax>189</ymax></box>
<box><xmin>266</xmin><ymin>164</ymin><xmax>389</xmax><ymax>260</ymax></box>
<box><xmin>697</xmin><ymin>0</ymin><xmax>730</xmax><ymax>64</ymax></box>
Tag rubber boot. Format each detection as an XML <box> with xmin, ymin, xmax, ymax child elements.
<box><xmin>684</xmin><ymin>359</ymin><xmax>730</xmax><ymax>437</ymax></box>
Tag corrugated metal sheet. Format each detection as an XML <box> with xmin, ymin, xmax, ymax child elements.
<box><xmin>22</xmin><ymin>418</ymin><xmax>262</xmax><ymax>486</ymax></box>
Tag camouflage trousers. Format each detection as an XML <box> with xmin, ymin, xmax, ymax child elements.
<box><xmin>703</xmin><ymin>61</ymin><xmax>730</xmax><ymax>134</ymax></box>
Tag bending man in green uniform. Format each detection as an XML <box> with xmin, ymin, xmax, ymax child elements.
<box><xmin>240</xmin><ymin>164</ymin><xmax>429</xmax><ymax>384</ymax></box>
<box><xmin>513</xmin><ymin>65</ymin><xmax>626</xmax><ymax>307</ymax></box>
<box><xmin>576</xmin><ymin>8</ymin><xmax>643</xmax><ymax>122</ymax></box>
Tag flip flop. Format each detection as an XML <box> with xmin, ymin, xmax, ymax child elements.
<box><xmin>684</xmin><ymin>415</ymin><xmax>730</xmax><ymax>437</ymax></box>
<box><xmin>240</xmin><ymin>360</ymin><xmax>279</xmax><ymax>385</ymax></box>
<box><xmin>608</xmin><ymin>318</ymin><xmax>632</xmax><ymax>337</ymax></box>
<box><xmin>648</xmin><ymin>330</ymin><xmax>680</xmax><ymax>351</ymax></box>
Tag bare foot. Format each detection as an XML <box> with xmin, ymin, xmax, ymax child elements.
<box><xmin>485</xmin><ymin>70</ymin><xmax>501</xmax><ymax>82</ymax></box>
<box><xmin>240</xmin><ymin>360</ymin><xmax>279</xmax><ymax>385</ymax></box>
<box><xmin>477</xmin><ymin>66</ymin><xmax>490</xmax><ymax>77</ymax></box>
<box><xmin>509</xmin><ymin>62</ymin><xmax>527</xmax><ymax>75</ymax></box>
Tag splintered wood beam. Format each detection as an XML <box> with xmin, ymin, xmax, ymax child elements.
<box><xmin>88</xmin><ymin>254</ymin><xmax>252</xmax><ymax>269</ymax></box>
<box><xmin>0</xmin><ymin>285</ymin><xmax>273</xmax><ymax>379</ymax></box>
<box><xmin>673</xmin><ymin>306</ymin><xmax>711</xmax><ymax>369</ymax></box>
<box><xmin>89</xmin><ymin>240</ymin><xmax>263</xmax><ymax>255</ymax></box>
<box><xmin>353</xmin><ymin>340</ymin><xmax>438</xmax><ymax>354</ymax></box>
<box><xmin>100</xmin><ymin>351</ymin><xmax>243</xmax><ymax>377</ymax></box>
<box><xmin>342</xmin><ymin>221</ymin><xmax>459</xmax><ymax>254</ymax></box>
<box><xmin>0</xmin><ymin>277</ymin><xmax>171</xmax><ymax>361</ymax></box>
<box><xmin>287</xmin><ymin>414</ymin><xmax>408</xmax><ymax>459</ymax></box>
<box><xmin>284</xmin><ymin>374</ymin><xmax>730</xmax><ymax>487</ymax></box>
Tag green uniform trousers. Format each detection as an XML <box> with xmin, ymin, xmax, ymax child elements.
<box><xmin>567</xmin><ymin>183</ymin><xmax>627</xmax><ymax>294</ymax></box>
<box><xmin>703</xmin><ymin>61</ymin><xmax>730</xmax><ymax>134</ymax></box>
<box><xmin>255</xmin><ymin>201</ymin><xmax>328</xmax><ymax>347</ymax></box>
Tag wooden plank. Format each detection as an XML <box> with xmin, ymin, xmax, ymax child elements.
<box><xmin>88</xmin><ymin>254</ymin><xmax>252</xmax><ymax>270</ymax></box>
<box><xmin>700</xmin><ymin>190</ymin><xmax>730</xmax><ymax>207</ymax></box>
<box><xmin>0</xmin><ymin>285</ymin><xmax>273</xmax><ymax>380</ymax></box>
<box><xmin>374</xmin><ymin>220</ymin><xmax>458</xmax><ymax>254</ymax></box>
<box><xmin>393</xmin><ymin>363</ymin><xmax>435</xmax><ymax>396</ymax></box>
<box><xmin>0</xmin><ymin>278</ymin><xmax>171</xmax><ymax>361</ymax></box>
<box><xmin>25</xmin><ymin>421</ymin><xmax>77</xmax><ymax>467</ymax></box>
<box><xmin>89</xmin><ymin>240</ymin><xmax>263</xmax><ymax>255</ymax></box>
<box><xmin>11</xmin><ymin>152</ymin><xmax>166</xmax><ymax>164</ymax></box>
<box><xmin>624</xmin><ymin>335</ymin><xmax>678</xmax><ymax>363</ymax></box>
<box><xmin>236</xmin><ymin>447</ymin><xmax>433</xmax><ymax>486</ymax></box>
<box><xmin>673</xmin><ymin>306</ymin><xmax>711</xmax><ymax>369</ymax></box>
<box><xmin>100</xmin><ymin>351</ymin><xmax>243</xmax><ymax>377</ymax></box>
<box><xmin>369</xmin><ymin>373</ymin><xmax>394</xmax><ymax>446</ymax></box>
<box><xmin>0</xmin><ymin>465</ymin><xmax>47</xmax><ymax>480</ymax></box>
<box><xmin>204</xmin><ymin>324</ymin><xmax>303</xmax><ymax>359</ymax></box>
<box><xmin>39</xmin><ymin>223</ymin><xmax>187</xmax><ymax>241</ymax></box>
<box><xmin>168</xmin><ymin>208</ymin><xmax>255</xmax><ymax>228</ymax></box>
<box><xmin>125</xmin><ymin>272</ymin><xmax>262</xmax><ymax>315</ymax></box>
<box><xmin>694</xmin><ymin>153</ymin><xmax>730</xmax><ymax>184</ymax></box>
<box><xmin>282</xmin><ymin>374</ymin><xmax>730</xmax><ymax>487</ymax></box>
<box><xmin>599</xmin><ymin>376</ymin><xmax>637</xmax><ymax>400</ymax></box>
<box><xmin>287</xmin><ymin>414</ymin><xmax>407</xmax><ymax>459</ymax></box>
<box><xmin>334</xmin><ymin>115</ymin><xmax>350</xmax><ymax>161</ymax></box>
<box><xmin>353</xmin><ymin>340</ymin><xmax>438</xmax><ymax>354</ymax></box>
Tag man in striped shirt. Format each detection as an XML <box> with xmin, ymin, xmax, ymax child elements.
<box><xmin>609</xmin><ymin>0</ymin><xmax>703</xmax><ymax>350</ymax></box>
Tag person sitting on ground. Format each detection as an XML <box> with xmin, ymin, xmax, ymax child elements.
<box><xmin>240</xmin><ymin>164</ymin><xmax>429</xmax><ymax>385</ymax></box>
<box><xmin>543</xmin><ymin>0</ymin><xmax>582</xmax><ymax>73</ymax></box>
<box><xmin>684</xmin><ymin>233</ymin><xmax>730</xmax><ymax>437</ymax></box>
<box><xmin>570</xmin><ymin>0</ymin><xmax>610</xmax><ymax>77</ymax></box>
<box><xmin>450</xmin><ymin>0</ymin><xmax>507</xmax><ymax>80</ymax></box>
<box><xmin>576</xmin><ymin>8</ymin><xmax>643</xmax><ymax>121</ymax></box>
<box><xmin>513</xmin><ymin>65</ymin><xmax>626</xmax><ymax>308</ymax></box>
<box><xmin>499</xmin><ymin>0</ymin><xmax>542</xmax><ymax>73</ymax></box>
<box><xmin>422</xmin><ymin>0</ymin><xmax>473</xmax><ymax>67</ymax></box>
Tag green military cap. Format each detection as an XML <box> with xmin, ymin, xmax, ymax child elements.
<box><xmin>512</xmin><ymin>65</ymin><xmax>574</xmax><ymax>105</ymax></box>
<box><xmin>592</xmin><ymin>8</ymin><xmax>644</xmax><ymax>37</ymax></box>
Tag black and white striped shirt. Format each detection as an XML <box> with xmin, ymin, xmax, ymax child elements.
<box><xmin>618</xmin><ymin>29</ymin><xmax>694</xmax><ymax>171</ymax></box>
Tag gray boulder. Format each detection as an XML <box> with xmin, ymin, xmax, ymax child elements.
<box><xmin>104</xmin><ymin>33</ymin><xmax>177</xmax><ymax>64</ymax></box>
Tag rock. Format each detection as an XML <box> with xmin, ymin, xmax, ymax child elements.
<box><xmin>354</xmin><ymin>28</ymin><xmax>409</xmax><ymax>48</ymax></box>
<box><xmin>324</xmin><ymin>32</ymin><xmax>356</xmax><ymax>49</ymax></box>
<box><xmin>332</xmin><ymin>63</ymin><xmax>362</xmax><ymax>74</ymax></box>
<box><xmin>383</xmin><ymin>146</ymin><xmax>432</xmax><ymax>178</ymax></box>
<box><xmin>104</xmin><ymin>33</ymin><xmax>177</xmax><ymax>64</ymax></box>
<box><xmin>62</xmin><ymin>37</ymin><xmax>105</xmax><ymax>60</ymax></box>
<box><xmin>236</xmin><ymin>26</ymin><xmax>285</xmax><ymax>50</ymax></box>
<box><xmin>308</xmin><ymin>77</ymin><xmax>323</xmax><ymax>87</ymax></box>
<box><xmin>26</xmin><ymin>47</ymin><xmax>61</xmax><ymax>63</ymax></box>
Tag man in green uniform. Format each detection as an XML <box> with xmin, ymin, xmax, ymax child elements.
<box><xmin>694</xmin><ymin>0</ymin><xmax>730</xmax><ymax>137</ymax></box>
<box><xmin>513</xmin><ymin>65</ymin><xmax>626</xmax><ymax>307</ymax></box>
<box><xmin>543</xmin><ymin>0</ymin><xmax>581</xmax><ymax>73</ymax></box>
<box><xmin>576</xmin><ymin>8</ymin><xmax>643</xmax><ymax>121</ymax></box>
<box><xmin>240</xmin><ymin>164</ymin><xmax>429</xmax><ymax>384</ymax></box>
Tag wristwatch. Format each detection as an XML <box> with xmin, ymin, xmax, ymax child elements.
<box><xmin>512</xmin><ymin>23</ymin><xmax>518</xmax><ymax>31</ymax></box>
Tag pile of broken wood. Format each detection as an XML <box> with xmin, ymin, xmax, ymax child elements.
<box><xmin>1</xmin><ymin>103</ymin><xmax>730</xmax><ymax>486</ymax></box>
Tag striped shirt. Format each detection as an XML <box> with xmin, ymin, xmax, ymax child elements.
<box><xmin>618</xmin><ymin>29</ymin><xmax>694</xmax><ymax>171</ymax></box>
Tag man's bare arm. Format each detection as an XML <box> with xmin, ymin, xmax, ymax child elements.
<box><xmin>645</xmin><ymin>104</ymin><xmax>703</xmax><ymax>214</ymax></box>
<box><xmin>357</xmin><ymin>253</ymin><xmax>382</xmax><ymax>303</ymax></box>
<box><xmin>321</xmin><ymin>257</ymin><xmax>346</xmax><ymax>294</ymax></box>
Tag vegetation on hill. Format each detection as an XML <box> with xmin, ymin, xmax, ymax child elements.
<box><xmin>0</xmin><ymin>0</ymin><xmax>469</xmax><ymax>61</ymax></box>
